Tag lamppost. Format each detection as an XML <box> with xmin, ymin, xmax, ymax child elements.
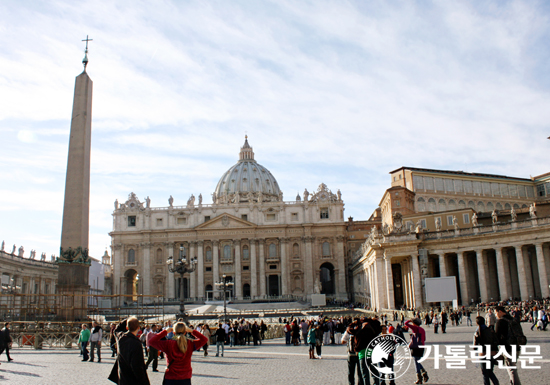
<box><xmin>215</xmin><ymin>274</ymin><xmax>234</xmax><ymax>323</ymax></box>
<box><xmin>167</xmin><ymin>244</ymin><xmax>198</xmax><ymax>320</ymax></box>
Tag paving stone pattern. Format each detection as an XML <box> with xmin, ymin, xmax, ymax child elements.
<box><xmin>0</xmin><ymin>323</ymin><xmax>548</xmax><ymax>384</ymax></box>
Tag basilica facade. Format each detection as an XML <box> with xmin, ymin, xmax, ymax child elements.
<box><xmin>110</xmin><ymin>138</ymin><xmax>348</xmax><ymax>302</ymax></box>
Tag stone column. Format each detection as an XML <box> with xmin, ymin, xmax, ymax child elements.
<box><xmin>403</xmin><ymin>260</ymin><xmax>411</xmax><ymax>308</ymax></box>
<box><xmin>234</xmin><ymin>240</ymin><xmax>242</xmax><ymax>299</ymax></box>
<box><xmin>189</xmin><ymin>241</ymin><xmax>196</xmax><ymax>299</ymax></box>
<box><xmin>384</xmin><ymin>254</ymin><xmax>394</xmax><ymax>309</ymax></box>
<box><xmin>258</xmin><ymin>239</ymin><xmax>266</xmax><ymax>297</ymax></box>
<box><xmin>213</xmin><ymin>241</ymin><xmax>220</xmax><ymax>297</ymax></box>
<box><xmin>457</xmin><ymin>252</ymin><xmax>470</xmax><ymax>306</ymax></box>
<box><xmin>304</xmin><ymin>236</ymin><xmax>314</xmax><ymax>297</ymax></box>
<box><xmin>250</xmin><ymin>239</ymin><xmax>258</xmax><ymax>298</ymax></box>
<box><xmin>167</xmin><ymin>243</ymin><xmax>175</xmax><ymax>299</ymax></box>
<box><xmin>411</xmin><ymin>254</ymin><xmax>423</xmax><ymax>308</ymax></box>
<box><xmin>336</xmin><ymin>235</ymin><xmax>346</xmax><ymax>297</ymax></box>
<box><xmin>112</xmin><ymin>244</ymin><xmax>122</xmax><ymax>295</ymax></box>
<box><xmin>495</xmin><ymin>247</ymin><xmax>510</xmax><ymax>301</ymax></box>
<box><xmin>514</xmin><ymin>245</ymin><xmax>529</xmax><ymax>301</ymax></box>
<box><xmin>438</xmin><ymin>254</ymin><xmax>447</xmax><ymax>277</ymax></box>
<box><xmin>475</xmin><ymin>249</ymin><xmax>489</xmax><ymax>303</ymax></box>
<box><xmin>280</xmin><ymin>238</ymin><xmax>289</xmax><ymax>296</ymax></box>
<box><xmin>142</xmin><ymin>242</ymin><xmax>151</xmax><ymax>298</ymax></box>
<box><xmin>535</xmin><ymin>243</ymin><xmax>550</xmax><ymax>298</ymax></box>
<box><xmin>197</xmin><ymin>241</ymin><xmax>204</xmax><ymax>299</ymax></box>
<box><xmin>521</xmin><ymin>246</ymin><xmax>535</xmax><ymax>299</ymax></box>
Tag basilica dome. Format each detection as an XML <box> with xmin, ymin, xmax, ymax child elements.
<box><xmin>213</xmin><ymin>137</ymin><xmax>282</xmax><ymax>203</ymax></box>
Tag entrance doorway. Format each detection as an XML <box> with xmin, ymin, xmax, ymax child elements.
<box><xmin>320</xmin><ymin>263</ymin><xmax>335</xmax><ymax>295</ymax></box>
<box><xmin>268</xmin><ymin>275</ymin><xmax>280</xmax><ymax>296</ymax></box>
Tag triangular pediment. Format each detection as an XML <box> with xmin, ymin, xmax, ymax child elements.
<box><xmin>194</xmin><ymin>213</ymin><xmax>256</xmax><ymax>230</ymax></box>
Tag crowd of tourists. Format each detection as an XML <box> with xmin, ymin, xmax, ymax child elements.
<box><xmin>69</xmin><ymin>298</ymin><xmax>542</xmax><ymax>385</ymax></box>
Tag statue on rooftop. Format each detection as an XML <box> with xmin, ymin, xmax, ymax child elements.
<box><xmin>472</xmin><ymin>213</ymin><xmax>479</xmax><ymax>227</ymax></box>
<box><xmin>510</xmin><ymin>207</ymin><xmax>517</xmax><ymax>222</ymax></box>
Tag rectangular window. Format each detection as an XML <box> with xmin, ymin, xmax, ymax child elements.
<box><xmin>156</xmin><ymin>218</ymin><xmax>163</xmax><ymax>226</ymax></box>
<box><xmin>241</xmin><ymin>214</ymin><xmax>248</xmax><ymax>221</ymax></box>
<box><xmin>540</xmin><ymin>184</ymin><xmax>549</xmax><ymax>197</ymax></box>
<box><xmin>177</xmin><ymin>217</ymin><xmax>186</xmax><ymax>225</ymax></box>
<box><xmin>463</xmin><ymin>213</ymin><xmax>470</xmax><ymax>224</ymax></box>
<box><xmin>205</xmin><ymin>267</ymin><xmax>212</xmax><ymax>272</ymax></box>
<box><xmin>204</xmin><ymin>216</ymin><xmax>211</xmax><ymax>222</ymax></box>
<box><xmin>463</xmin><ymin>180</ymin><xmax>473</xmax><ymax>194</ymax></box>
<box><xmin>320</xmin><ymin>208</ymin><xmax>329</xmax><ymax>219</ymax></box>
<box><xmin>445</xmin><ymin>179</ymin><xmax>454</xmax><ymax>192</ymax></box>
<box><xmin>395</xmin><ymin>200</ymin><xmax>400</xmax><ymax>207</ymax></box>
<box><xmin>447</xmin><ymin>215</ymin><xmax>453</xmax><ymax>226</ymax></box>
<box><xmin>128</xmin><ymin>216</ymin><xmax>136</xmax><ymax>227</ymax></box>
<box><xmin>269</xmin><ymin>264</ymin><xmax>277</xmax><ymax>270</ymax></box>
<box><xmin>500</xmin><ymin>183</ymin><xmax>509</xmax><ymax>196</ymax></box>
<box><xmin>413</xmin><ymin>175</ymin><xmax>424</xmax><ymax>190</ymax></box>
<box><xmin>435</xmin><ymin>178</ymin><xmax>444</xmax><ymax>191</ymax></box>
<box><xmin>491</xmin><ymin>183</ymin><xmax>500</xmax><ymax>196</ymax></box>
<box><xmin>518</xmin><ymin>185</ymin><xmax>527</xmax><ymax>198</ymax></box>
<box><xmin>420</xmin><ymin>219</ymin><xmax>427</xmax><ymax>229</ymax></box>
<box><xmin>473</xmin><ymin>181</ymin><xmax>482</xmax><ymax>194</ymax></box>
<box><xmin>291</xmin><ymin>212</ymin><xmax>299</xmax><ymax>221</ymax></box>
<box><xmin>424</xmin><ymin>177</ymin><xmax>434</xmax><ymax>191</ymax></box>
<box><xmin>527</xmin><ymin>186</ymin><xmax>535</xmax><ymax>198</ymax></box>
<box><xmin>454</xmin><ymin>179</ymin><xmax>463</xmax><ymax>193</ymax></box>
<box><xmin>509</xmin><ymin>184</ymin><xmax>517</xmax><ymax>197</ymax></box>
<box><xmin>243</xmin><ymin>265</ymin><xmax>249</xmax><ymax>271</ymax></box>
<box><xmin>266</xmin><ymin>213</ymin><xmax>276</xmax><ymax>221</ymax></box>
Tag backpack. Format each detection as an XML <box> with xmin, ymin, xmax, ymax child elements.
<box><xmin>506</xmin><ymin>318</ymin><xmax>527</xmax><ymax>347</ymax></box>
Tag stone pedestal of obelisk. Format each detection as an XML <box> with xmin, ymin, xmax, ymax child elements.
<box><xmin>56</xmin><ymin>67</ymin><xmax>93</xmax><ymax>321</ymax></box>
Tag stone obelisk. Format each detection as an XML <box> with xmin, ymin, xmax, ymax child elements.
<box><xmin>57</xmin><ymin>37</ymin><xmax>93</xmax><ymax>320</ymax></box>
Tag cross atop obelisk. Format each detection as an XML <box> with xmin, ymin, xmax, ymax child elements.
<box><xmin>82</xmin><ymin>35</ymin><xmax>93</xmax><ymax>71</ymax></box>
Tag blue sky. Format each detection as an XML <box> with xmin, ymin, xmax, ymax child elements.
<box><xmin>1</xmin><ymin>0</ymin><xmax>549</xmax><ymax>260</ymax></box>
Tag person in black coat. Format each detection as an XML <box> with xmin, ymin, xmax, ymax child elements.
<box><xmin>0</xmin><ymin>322</ymin><xmax>13</xmax><ymax>362</ymax></box>
<box><xmin>108</xmin><ymin>317</ymin><xmax>150</xmax><ymax>385</ymax></box>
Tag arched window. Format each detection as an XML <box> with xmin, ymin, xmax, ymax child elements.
<box><xmin>223</xmin><ymin>245</ymin><xmax>231</xmax><ymax>259</ymax></box>
<box><xmin>269</xmin><ymin>244</ymin><xmax>277</xmax><ymax>258</ymax></box>
<box><xmin>417</xmin><ymin>198</ymin><xmax>426</xmax><ymax>212</ymax></box>
<box><xmin>127</xmin><ymin>249</ymin><xmax>135</xmax><ymax>264</ymax></box>
<box><xmin>156</xmin><ymin>248</ymin><xmax>163</xmax><ymax>264</ymax></box>
<box><xmin>477</xmin><ymin>202</ymin><xmax>485</xmax><ymax>212</ymax></box>
<box><xmin>458</xmin><ymin>200</ymin><xmax>466</xmax><ymax>209</ymax></box>
<box><xmin>448</xmin><ymin>199</ymin><xmax>456</xmax><ymax>210</ymax></box>
<box><xmin>293</xmin><ymin>243</ymin><xmax>299</xmax><ymax>257</ymax></box>
<box><xmin>206</xmin><ymin>246</ymin><xmax>212</xmax><ymax>261</ymax></box>
<box><xmin>513</xmin><ymin>203</ymin><xmax>520</xmax><ymax>209</ymax></box>
<box><xmin>427</xmin><ymin>198</ymin><xmax>436</xmax><ymax>211</ymax></box>
<box><xmin>242</xmin><ymin>245</ymin><xmax>249</xmax><ymax>260</ymax></box>
<box><xmin>438</xmin><ymin>199</ymin><xmax>447</xmax><ymax>211</ymax></box>
<box><xmin>487</xmin><ymin>202</ymin><xmax>494</xmax><ymax>211</ymax></box>
<box><xmin>468</xmin><ymin>201</ymin><xmax>475</xmax><ymax>209</ymax></box>
<box><xmin>504</xmin><ymin>203</ymin><xmax>511</xmax><ymax>210</ymax></box>
<box><xmin>322</xmin><ymin>242</ymin><xmax>331</xmax><ymax>256</ymax></box>
<box><xmin>496</xmin><ymin>202</ymin><xmax>503</xmax><ymax>210</ymax></box>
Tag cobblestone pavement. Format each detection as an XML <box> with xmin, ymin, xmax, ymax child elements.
<box><xmin>0</xmin><ymin>323</ymin><xmax>548</xmax><ymax>384</ymax></box>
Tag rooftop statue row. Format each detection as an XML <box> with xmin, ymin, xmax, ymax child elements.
<box><xmin>114</xmin><ymin>183</ymin><xmax>343</xmax><ymax>212</ymax></box>
<box><xmin>1</xmin><ymin>240</ymin><xmax>56</xmax><ymax>262</ymax></box>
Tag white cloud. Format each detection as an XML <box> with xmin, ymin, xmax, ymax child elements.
<box><xmin>1</xmin><ymin>0</ymin><xmax>549</xmax><ymax>259</ymax></box>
